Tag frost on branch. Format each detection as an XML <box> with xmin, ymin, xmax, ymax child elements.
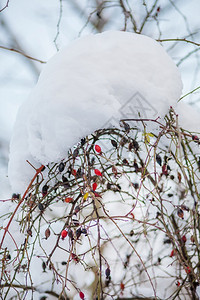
<box><xmin>1</xmin><ymin>110</ymin><xmax>200</xmax><ymax>299</ymax></box>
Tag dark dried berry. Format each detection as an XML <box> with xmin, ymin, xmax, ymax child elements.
<box><xmin>12</xmin><ymin>193</ymin><xmax>20</xmax><ymax>200</ymax></box>
<box><xmin>74</xmin><ymin>206</ymin><xmax>80</xmax><ymax>214</ymax></box>
<box><xmin>6</xmin><ymin>254</ymin><xmax>11</xmax><ymax>260</ymax></box>
<box><xmin>167</xmin><ymin>193</ymin><xmax>173</xmax><ymax>198</ymax></box>
<box><xmin>130</xmin><ymin>230</ymin><xmax>134</xmax><ymax>236</ymax></box>
<box><xmin>192</xmin><ymin>135</ymin><xmax>199</xmax><ymax>141</ymax></box>
<box><xmin>76</xmin><ymin>228</ymin><xmax>82</xmax><ymax>239</ymax></box>
<box><xmin>133</xmin><ymin>183</ymin><xmax>139</xmax><ymax>190</ymax></box>
<box><xmin>42</xmin><ymin>261</ymin><xmax>46</xmax><ymax>272</ymax></box>
<box><xmin>38</xmin><ymin>203</ymin><xmax>44</xmax><ymax>211</ymax></box>
<box><xmin>121</xmin><ymin>121</ymin><xmax>130</xmax><ymax>132</ymax></box>
<box><xmin>61</xmin><ymin>261</ymin><xmax>67</xmax><ymax>265</ymax></box>
<box><xmin>111</xmin><ymin>139</ymin><xmax>118</xmax><ymax>148</ymax></box>
<box><xmin>163</xmin><ymin>239</ymin><xmax>171</xmax><ymax>244</ymax></box>
<box><xmin>105</xmin><ymin>267</ymin><xmax>111</xmax><ymax>278</ymax></box>
<box><xmin>42</xmin><ymin>185</ymin><xmax>48</xmax><ymax>196</ymax></box>
<box><xmin>177</xmin><ymin>208</ymin><xmax>184</xmax><ymax>219</ymax></box>
<box><xmin>156</xmin><ymin>154</ymin><xmax>162</xmax><ymax>166</ymax></box>
<box><xmin>81</xmin><ymin>228</ymin><xmax>87</xmax><ymax>235</ymax></box>
<box><xmin>73</xmin><ymin>148</ymin><xmax>79</xmax><ymax>158</ymax></box>
<box><xmin>45</xmin><ymin>228</ymin><xmax>51</xmax><ymax>240</ymax></box>
<box><xmin>27</xmin><ymin>228</ymin><xmax>32</xmax><ymax>236</ymax></box>
<box><xmin>180</xmin><ymin>204</ymin><xmax>189</xmax><ymax>212</ymax></box>
<box><xmin>58</xmin><ymin>162</ymin><xmax>65</xmax><ymax>172</ymax></box>
<box><xmin>132</xmin><ymin>139</ymin><xmax>139</xmax><ymax>151</ymax></box>
<box><xmin>107</xmin><ymin>182</ymin><xmax>111</xmax><ymax>190</ymax></box>
<box><xmin>68</xmin><ymin>229</ymin><xmax>74</xmax><ymax>240</ymax></box>
<box><xmin>81</xmin><ymin>138</ymin><xmax>86</xmax><ymax>146</ymax></box>
<box><xmin>170</xmin><ymin>175</ymin><xmax>175</xmax><ymax>180</ymax></box>
<box><xmin>122</xmin><ymin>158</ymin><xmax>129</xmax><ymax>165</ymax></box>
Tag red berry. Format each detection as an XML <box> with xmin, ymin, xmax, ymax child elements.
<box><xmin>192</xmin><ymin>135</ymin><xmax>199</xmax><ymax>141</ymax></box>
<box><xmin>95</xmin><ymin>144</ymin><xmax>101</xmax><ymax>153</ymax></box>
<box><xmin>185</xmin><ymin>266</ymin><xmax>191</xmax><ymax>274</ymax></box>
<box><xmin>72</xmin><ymin>169</ymin><xmax>77</xmax><ymax>176</ymax></box>
<box><xmin>170</xmin><ymin>250</ymin><xmax>174</xmax><ymax>257</ymax></box>
<box><xmin>94</xmin><ymin>169</ymin><xmax>102</xmax><ymax>176</ymax></box>
<box><xmin>92</xmin><ymin>182</ymin><xmax>97</xmax><ymax>191</ymax></box>
<box><xmin>162</xmin><ymin>164</ymin><xmax>168</xmax><ymax>175</ymax></box>
<box><xmin>176</xmin><ymin>281</ymin><xmax>180</xmax><ymax>287</ymax></box>
<box><xmin>181</xmin><ymin>235</ymin><xmax>187</xmax><ymax>243</ymax></box>
<box><xmin>61</xmin><ymin>230</ymin><xmax>68</xmax><ymax>239</ymax></box>
<box><xmin>79</xmin><ymin>291</ymin><xmax>85</xmax><ymax>299</ymax></box>
<box><xmin>65</xmin><ymin>197</ymin><xmax>73</xmax><ymax>203</ymax></box>
<box><xmin>120</xmin><ymin>282</ymin><xmax>125</xmax><ymax>291</ymax></box>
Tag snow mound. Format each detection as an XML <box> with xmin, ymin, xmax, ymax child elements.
<box><xmin>8</xmin><ymin>30</ymin><xmax>182</xmax><ymax>193</ymax></box>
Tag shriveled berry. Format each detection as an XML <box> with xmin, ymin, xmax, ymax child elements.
<box><xmin>81</xmin><ymin>138</ymin><xmax>86</xmax><ymax>146</ymax></box>
<box><xmin>73</xmin><ymin>148</ymin><xmax>79</xmax><ymax>158</ymax></box>
<box><xmin>156</xmin><ymin>154</ymin><xmax>162</xmax><ymax>166</ymax></box>
<box><xmin>61</xmin><ymin>230</ymin><xmax>68</xmax><ymax>239</ymax></box>
<box><xmin>105</xmin><ymin>267</ymin><xmax>110</xmax><ymax>278</ymax></box>
<box><xmin>76</xmin><ymin>228</ymin><xmax>82</xmax><ymax>239</ymax></box>
<box><xmin>42</xmin><ymin>185</ymin><xmax>48</xmax><ymax>196</ymax></box>
<box><xmin>74</xmin><ymin>206</ymin><xmax>80</xmax><ymax>214</ymax></box>
<box><xmin>12</xmin><ymin>193</ymin><xmax>20</xmax><ymax>200</ymax></box>
<box><xmin>162</xmin><ymin>164</ymin><xmax>168</xmax><ymax>176</ymax></box>
<box><xmin>68</xmin><ymin>229</ymin><xmax>74</xmax><ymax>240</ymax></box>
<box><xmin>132</xmin><ymin>139</ymin><xmax>139</xmax><ymax>151</ymax></box>
<box><xmin>42</xmin><ymin>261</ymin><xmax>46</xmax><ymax>272</ymax></box>
<box><xmin>38</xmin><ymin>203</ymin><xmax>44</xmax><ymax>211</ymax></box>
<box><xmin>111</xmin><ymin>139</ymin><xmax>118</xmax><ymax>148</ymax></box>
<box><xmin>181</xmin><ymin>235</ymin><xmax>187</xmax><ymax>243</ymax></box>
<box><xmin>58</xmin><ymin>162</ymin><xmax>65</xmax><ymax>172</ymax></box>
<box><xmin>45</xmin><ymin>228</ymin><xmax>51</xmax><ymax>240</ymax></box>
<box><xmin>192</xmin><ymin>135</ymin><xmax>199</xmax><ymax>141</ymax></box>
<box><xmin>177</xmin><ymin>208</ymin><xmax>184</xmax><ymax>219</ymax></box>
<box><xmin>95</xmin><ymin>144</ymin><xmax>101</xmax><ymax>153</ymax></box>
<box><xmin>81</xmin><ymin>228</ymin><xmax>87</xmax><ymax>235</ymax></box>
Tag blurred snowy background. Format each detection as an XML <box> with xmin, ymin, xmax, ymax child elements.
<box><xmin>0</xmin><ymin>0</ymin><xmax>200</xmax><ymax>199</ymax></box>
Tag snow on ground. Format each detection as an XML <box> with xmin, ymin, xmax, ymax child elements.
<box><xmin>8</xmin><ymin>30</ymin><xmax>183</xmax><ymax>193</ymax></box>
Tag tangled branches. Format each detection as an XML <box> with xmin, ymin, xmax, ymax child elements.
<box><xmin>1</xmin><ymin>108</ymin><xmax>200</xmax><ymax>299</ymax></box>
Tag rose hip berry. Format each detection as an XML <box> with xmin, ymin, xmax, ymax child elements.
<box><xmin>79</xmin><ymin>291</ymin><xmax>85</xmax><ymax>299</ymax></box>
<box><xmin>95</xmin><ymin>144</ymin><xmax>101</xmax><ymax>153</ymax></box>
<box><xmin>61</xmin><ymin>230</ymin><xmax>68</xmax><ymax>239</ymax></box>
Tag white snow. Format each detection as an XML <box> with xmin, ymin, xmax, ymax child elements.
<box><xmin>8</xmin><ymin>30</ymin><xmax>183</xmax><ymax>193</ymax></box>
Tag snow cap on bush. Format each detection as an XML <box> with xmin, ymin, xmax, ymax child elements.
<box><xmin>8</xmin><ymin>30</ymin><xmax>182</xmax><ymax>193</ymax></box>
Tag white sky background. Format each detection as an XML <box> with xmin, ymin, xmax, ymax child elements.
<box><xmin>0</xmin><ymin>0</ymin><xmax>200</xmax><ymax>198</ymax></box>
